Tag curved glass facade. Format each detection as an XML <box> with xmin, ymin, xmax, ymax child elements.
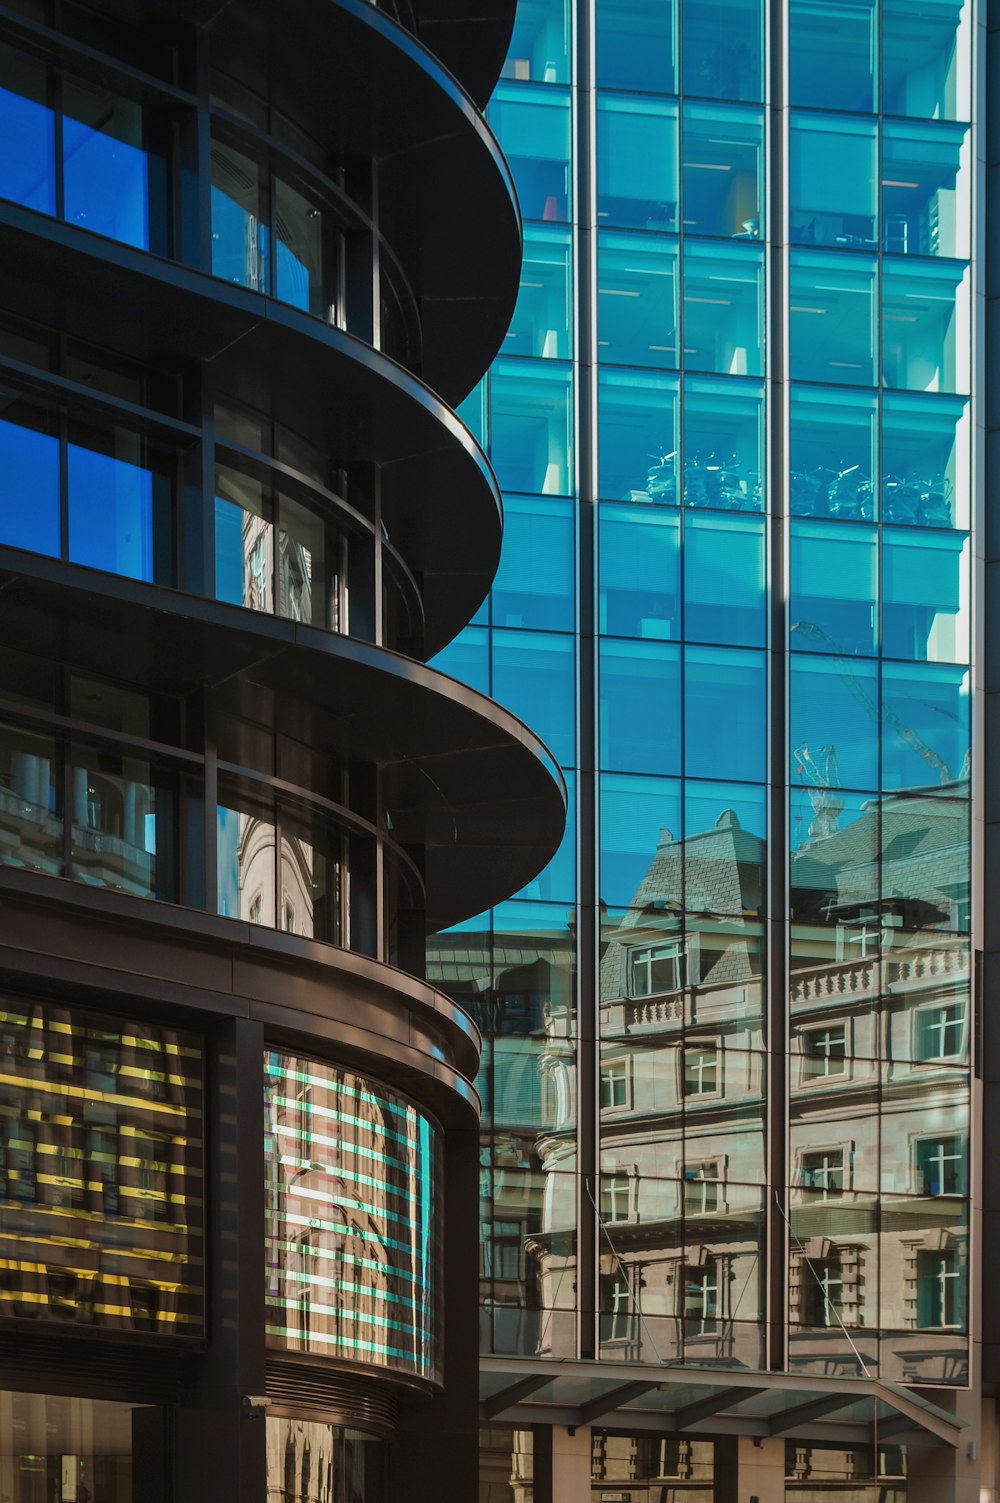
<box><xmin>264</xmin><ymin>1054</ymin><xmax>442</xmax><ymax>1384</ymax></box>
<box><xmin>432</xmin><ymin>0</ymin><xmax>976</xmax><ymax>1399</ymax></box>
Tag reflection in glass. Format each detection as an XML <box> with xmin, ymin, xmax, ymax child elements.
<box><xmin>492</xmin><ymin>494</ymin><xmax>575</xmax><ymax>631</ymax></box>
<box><xmin>490</xmin><ymin>359</ymin><xmax>574</xmax><ymax>495</ymax></box>
<box><xmin>0</xmin><ymin>412</ymin><xmax>59</xmax><ymax>556</ymax></box>
<box><xmin>597</xmin><ymin>368</ymin><xmax>679</xmax><ymax>502</ymax></box>
<box><xmin>0</xmin><ymin>1392</ymin><xmax>163</xmax><ymax>1503</ymax></box>
<box><xmin>883</xmin><ymin>392</ymin><xmax>969</xmax><ymax>529</ymax></box>
<box><xmin>217</xmin><ymin>800</ymin><xmax>277</xmax><ymax>926</ymax></box>
<box><xmin>789</xmin><ymin>251</ymin><xmax>876</xmax><ymax>386</ymax></box>
<box><xmin>882</xmin><ymin>529</ymin><xmax>968</xmax><ymax>663</ymax></box>
<box><xmin>600</xmin><ymin>772</ymin><xmax>682</xmax><ymax>907</ymax></box>
<box><xmin>883</xmin><ymin>121</ymin><xmax>970</xmax><ymax>259</ymax></box>
<box><xmin>63</xmin><ymin>80</ymin><xmax>154</xmax><ymax>252</ymax></box>
<box><xmin>683</xmin><ymin>242</ymin><xmax>763</xmax><ymax>377</ymax></box>
<box><xmin>430</xmin><ymin>624</ymin><xmax>490</xmax><ymax>695</ymax></box>
<box><xmin>266</xmin><ymin>1419</ymin><xmax>388</xmax><ymax>1503</ymax></box>
<box><xmin>264</xmin><ymin>1052</ymin><xmax>442</xmax><ymax>1381</ymax></box>
<box><xmin>790</xmin><ymin>114</ymin><xmax>877</xmax><ymax>249</ymax></box>
<box><xmin>882</xmin><ymin>259</ymin><xmax>969</xmax><ymax>395</ymax></box>
<box><xmin>684</xmin><ymin>513</ymin><xmax>766</xmax><ymax>646</ymax></box>
<box><xmin>791</xmin><ymin>521</ymin><xmax>877</xmax><ymax>658</ymax></box>
<box><xmin>215</xmin><ymin>466</ymin><xmax>274</xmax><ymax>611</ymax></box>
<box><xmin>274</xmin><ymin>177</ymin><xmax>331</xmax><ymax>319</ymax></box>
<box><xmin>597</xmin><ymin>0</ymin><xmax>676</xmax><ymax>92</ymax></box>
<box><xmin>593</xmin><ymin>1432</ymin><xmax>714</xmax><ymax>1497</ymax></box>
<box><xmin>683</xmin><ymin>376</ymin><xmax>764</xmax><ymax>513</ymax></box>
<box><xmin>597</xmin><ymin>94</ymin><xmax>677</xmax><ymax>233</ymax></box>
<box><xmin>0</xmin><ymin>1002</ymin><xmax>203</xmax><ymax>1334</ymax></box>
<box><xmin>881</xmin><ymin>662</ymin><xmax>968</xmax><ymax>790</ymax></box>
<box><xmin>0</xmin><ymin>721</ymin><xmax>61</xmax><ymax>876</ymax></box>
<box><xmin>506</xmin><ymin>225</ymin><xmax>573</xmax><ymax>360</ymax></box>
<box><xmin>71</xmin><ymin>747</ymin><xmax>176</xmax><ymax>901</ymax></box>
<box><xmin>682</xmin><ymin>0</ymin><xmax>763</xmax><ymax>101</ymax></box>
<box><xmin>515</xmin><ymin>770</ymin><xmax>577</xmax><ymax>903</ymax></box>
<box><xmin>0</xmin><ymin>47</ymin><xmax>53</xmax><ymax>215</ymax></box>
<box><xmin>211</xmin><ymin>140</ymin><xmax>269</xmax><ymax>291</ymax></box>
<box><xmin>502</xmin><ymin>0</ymin><xmax>571</xmax><ymax>82</ymax></box>
<box><xmin>599</xmin><ymin>639</ymin><xmax>681</xmax><ymax>774</ymax></box>
<box><xmin>489</xmin><ymin>86</ymin><xmax>572</xmax><ymax>223</ymax></box>
<box><xmin>492</xmin><ymin>630</ymin><xmax>576</xmax><ymax>767</ymax></box>
<box><xmin>790</xmin><ymin>386</ymin><xmax>877</xmax><ymax>523</ymax></box>
<box><xmin>789</xmin><ymin>0</ymin><xmax>876</xmax><ymax>112</ymax></box>
<box><xmin>789</xmin><ymin>654</ymin><xmax>879</xmax><ymax>791</ymax></box>
<box><xmin>684</xmin><ymin>645</ymin><xmax>766</xmax><ymax>783</ymax></box>
<box><xmin>68</xmin><ymin>433</ymin><xmax>165</xmax><ymax>582</ymax></box>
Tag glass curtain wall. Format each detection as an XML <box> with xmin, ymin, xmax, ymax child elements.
<box><xmin>430</xmin><ymin>0</ymin><xmax>974</xmax><ymax>1386</ymax></box>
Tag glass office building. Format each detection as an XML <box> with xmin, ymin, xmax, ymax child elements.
<box><xmin>428</xmin><ymin>0</ymin><xmax>987</xmax><ymax>1495</ymax></box>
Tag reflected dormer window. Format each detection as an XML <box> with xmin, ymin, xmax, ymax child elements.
<box><xmin>629</xmin><ymin>942</ymin><xmax>683</xmax><ymax>997</ymax></box>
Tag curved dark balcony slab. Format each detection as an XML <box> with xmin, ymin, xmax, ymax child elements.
<box><xmin>410</xmin><ymin>0</ymin><xmax>517</xmax><ymax>107</ymax></box>
<box><xmin>0</xmin><ymin>551</ymin><xmax>567</xmax><ymax>931</ymax></box>
<box><xmin>0</xmin><ymin>203</ymin><xmax>501</xmax><ymax>656</ymax></box>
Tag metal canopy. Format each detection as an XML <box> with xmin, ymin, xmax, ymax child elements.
<box><xmin>479</xmin><ymin>1357</ymin><xmax>965</xmax><ymax>1449</ymax></box>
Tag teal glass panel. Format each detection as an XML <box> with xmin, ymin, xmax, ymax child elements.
<box><xmin>790</xmin><ymin>654</ymin><xmax>879</xmax><ymax>790</ymax></box>
<box><xmin>881</xmin><ymin>662</ymin><xmax>969</xmax><ymax>790</ymax></box>
<box><xmin>789</xmin><ymin>114</ymin><xmax>877</xmax><ymax>250</ymax></box>
<box><xmin>515</xmin><ymin>769</ymin><xmax>577</xmax><ymax>902</ymax></box>
<box><xmin>62</xmin><ymin>80</ymin><xmax>153</xmax><ymax>252</ymax></box>
<box><xmin>429</xmin><ymin>625</ymin><xmax>490</xmax><ymax>695</ymax></box>
<box><xmin>215</xmin><ymin>466</ymin><xmax>272</xmax><ymax>610</ymax></box>
<box><xmin>882</xmin><ymin>259</ymin><xmax>969</xmax><ymax>396</ymax></box>
<box><xmin>879</xmin><ymin>794</ymin><xmax>969</xmax><ymax>935</ymax></box>
<box><xmin>683</xmin><ymin>242</ymin><xmax>763</xmax><ymax>378</ymax></box>
<box><xmin>274</xmin><ymin>178</ymin><xmax>330</xmax><ymax>319</ymax></box>
<box><xmin>882</xmin><ymin>530</ymin><xmax>968</xmax><ymax>664</ymax></box>
<box><xmin>599</xmin><ymin>638</ymin><xmax>681</xmax><ymax>774</ymax></box>
<box><xmin>682</xmin><ymin>0</ymin><xmax>763</xmax><ymax>102</ymax></box>
<box><xmin>596</xmin><ymin>0</ymin><xmax>676</xmax><ymax>92</ymax></box>
<box><xmin>0</xmin><ymin>47</ymin><xmax>54</xmax><ymax>215</ymax></box>
<box><xmin>883</xmin><ymin>0</ymin><xmax>970</xmax><ymax>121</ymax></box>
<box><xmin>789</xmin><ymin>251</ymin><xmax>876</xmax><ymax>386</ymax></box>
<box><xmin>501</xmin><ymin>0</ymin><xmax>571</xmax><ymax>83</ymax></box>
<box><xmin>684</xmin><ymin>513</ymin><xmax>766</xmax><ymax>647</ymax></box>
<box><xmin>211</xmin><ymin>140</ymin><xmax>269</xmax><ymax>291</ymax></box>
<box><xmin>598</xmin><ymin>232</ymin><xmax>679</xmax><ymax>369</ymax></box>
<box><xmin>597</xmin><ymin>94</ymin><xmax>678</xmax><ymax>233</ymax></box>
<box><xmin>684</xmin><ymin>646</ymin><xmax>765</xmax><ymax>782</ymax></box>
<box><xmin>490</xmin><ymin>359</ymin><xmax>574</xmax><ymax>496</ymax></box>
<box><xmin>0</xmin><ymin>413</ymin><xmax>59</xmax><ymax>556</ymax></box>
<box><xmin>0</xmin><ymin>1002</ymin><xmax>203</xmax><ymax>1332</ymax></box>
<box><xmin>882</xmin><ymin>121</ymin><xmax>970</xmax><ymax>259</ymax></box>
<box><xmin>598</xmin><ymin>502</ymin><xmax>680</xmax><ymax>639</ymax></box>
<box><xmin>682</xmin><ymin>104</ymin><xmax>763</xmax><ymax>240</ymax></box>
<box><xmin>600</xmin><ymin>771</ymin><xmax>682</xmax><ymax>906</ymax></box>
<box><xmin>683</xmin><ymin>375</ymin><xmax>764</xmax><ymax>512</ymax></box>
<box><xmin>684</xmin><ymin>779</ymin><xmax>766</xmax><ymax>915</ymax></box>
<box><xmin>490</xmin><ymin>85</ymin><xmax>572</xmax><ymax>223</ymax></box>
<box><xmin>264</xmin><ymin>1052</ymin><xmax>442</xmax><ymax>1383</ymax></box>
<box><xmin>790</xmin><ymin>386</ymin><xmax>877</xmax><ymax>521</ymax></box>
<box><xmin>790</xmin><ymin>521</ymin><xmax>877</xmax><ymax>658</ymax></box>
<box><xmin>789</xmin><ymin>0</ymin><xmax>876</xmax><ymax>113</ymax></box>
<box><xmin>492</xmin><ymin>630</ymin><xmax>576</xmax><ymax>766</ymax></box>
<box><xmin>457</xmin><ymin>377</ymin><xmax>486</xmax><ymax>448</ymax></box>
<box><xmin>492</xmin><ymin>494</ymin><xmax>575</xmax><ymax>631</ymax></box>
<box><xmin>506</xmin><ymin>224</ymin><xmax>573</xmax><ymax>359</ymax></box>
<box><xmin>598</xmin><ymin>368</ymin><xmax>679</xmax><ymax>502</ymax></box>
<box><xmin>882</xmin><ymin>392</ymin><xmax>968</xmax><ymax>529</ymax></box>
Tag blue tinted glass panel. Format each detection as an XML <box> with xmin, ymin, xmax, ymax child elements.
<box><xmin>492</xmin><ymin>631</ymin><xmax>576</xmax><ymax>767</ymax></box>
<box><xmin>684</xmin><ymin>780</ymin><xmax>766</xmax><ymax>915</ymax></box>
<box><xmin>506</xmin><ymin>225</ymin><xmax>573</xmax><ymax>360</ymax></box>
<box><xmin>682</xmin><ymin>104</ymin><xmax>763</xmax><ymax>240</ymax></box>
<box><xmin>882</xmin><ymin>393</ymin><xmax>968</xmax><ymax>529</ymax></box>
<box><xmin>789</xmin><ymin>0</ymin><xmax>876</xmax><ymax>112</ymax></box>
<box><xmin>457</xmin><ymin>378</ymin><xmax>487</xmax><ymax>448</ymax></box>
<box><xmin>682</xmin><ymin>0</ymin><xmax>763</xmax><ymax>102</ymax></box>
<box><xmin>685</xmin><ymin>646</ymin><xmax>765</xmax><ymax>782</ymax></box>
<box><xmin>882</xmin><ymin>122</ymin><xmax>970</xmax><ymax>259</ymax></box>
<box><xmin>598</xmin><ymin>502</ymin><xmax>680</xmax><ymax>639</ymax></box>
<box><xmin>684</xmin><ymin>514</ymin><xmax>765</xmax><ymax>647</ymax></box>
<box><xmin>211</xmin><ymin>142</ymin><xmax>269</xmax><ymax>291</ymax></box>
<box><xmin>68</xmin><ymin>443</ymin><xmax>154</xmax><ymax>581</ymax></box>
<box><xmin>683</xmin><ymin>242</ymin><xmax>763</xmax><ymax>378</ymax></box>
<box><xmin>883</xmin><ymin>0</ymin><xmax>970</xmax><ymax>121</ymax></box>
<box><xmin>598</xmin><ymin>232</ymin><xmax>678</xmax><ymax>369</ymax></box>
<box><xmin>0</xmin><ymin>417</ymin><xmax>59</xmax><ymax>556</ymax></box>
<box><xmin>683</xmin><ymin>376</ymin><xmax>764</xmax><ymax>511</ymax></box>
<box><xmin>790</xmin><ymin>654</ymin><xmax>879</xmax><ymax>790</ymax></box>
<box><xmin>882</xmin><ymin>259</ymin><xmax>968</xmax><ymax>396</ymax></box>
<box><xmin>492</xmin><ymin>494</ymin><xmax>575</xmax><ymax>631</ymax></box>
<box><xmin>490</xmin><ymin>360</ymin><xmax>574</xmax><ymax>496</ymax></box>
<box><xmin>0</xmin><ymin>50</ymin><xmax>54</xmax><ymax>215</ymax></box>
<box><xmin>789</xmin><ymin>252</ymin><xmax>875</xmax><ymax>386</ymax></box>
<box><xmin>597</xmin><ymin>95</ymin><xmax>677</xmax><ymax>233</ymax></box>
<box><xmin>882</xmin><ymin>662</ymin><xmax>969</xmax><ymax>790</ymax></box>
<box><xmin>790</xmin><ymin>386</ymin><xmax>877</xmax><ymax>521</ymax></box>
<box><xmin>790</xmin><ymin>114</ymin><xmax>877</xmax><ymax>250</ymax></box>
<box><xmin>790</xmin><ymin>521</ymin><xmax>877</xmax><ymax>658</ymax></box>
<box><xmin>598</xmin><ymin>369</ymin><xmax>679</xmax><ymax>502</ymax></box>
<box><xmin>600</xmin><ymin>772</ymin><xmax>682</xmax><ymax>906</ymax></box>
<box><xmin>515</xmin><ymin>771</ymin><xmax>577</xmax><ymax>902</ymax></box>
<box><xmin>430</xmin><ymin>625</ymin><xmax>490</xmax><ymax>695</ymax></box>
<box><xmin>883</xmin><ymin>530</ymin><xmax>968</xmax><ymax>665</ymax></box>
<box><xmin>215</xmin><ymin>468</ymin><xmax>271</xmax><ymax>610</ymax></box>
<box><xmin>599</xmin><ymin>639</ymin><xmax>681</xmax><ymax>774</ymax></box>
<box><xmin>274</xmin><ymin>179</ymin><xmax>326</xmax><ymax>317</ymax></box>
<box><xmin>596</xmin><ymin>0</ymin><xmax>676</xmax><ymax>92</ymax></box>
<box><xmin>490</xmin><ymin>86</ymin><xmax>572</xmax><ymax>223</ymax></box>
<box><xmin>501</xmin><ymin>0</ymin><xmax>571</xmax><ymax>83</ymax></box>
<box><xmin>63</xmin><ymin>83</ymin><xmax>150</xmax><ymax>251</ymax></box>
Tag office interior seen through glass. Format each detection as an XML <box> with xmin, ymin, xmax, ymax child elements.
<box><xmin>0</xmin><ymin>2</ymin><xmax>566</xmax><ymax>1502</ymax></box>
<box><xmin>431</xmin><ymin>0</ymin><xmax>979</xmax><ymax>1485</ymax></box>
